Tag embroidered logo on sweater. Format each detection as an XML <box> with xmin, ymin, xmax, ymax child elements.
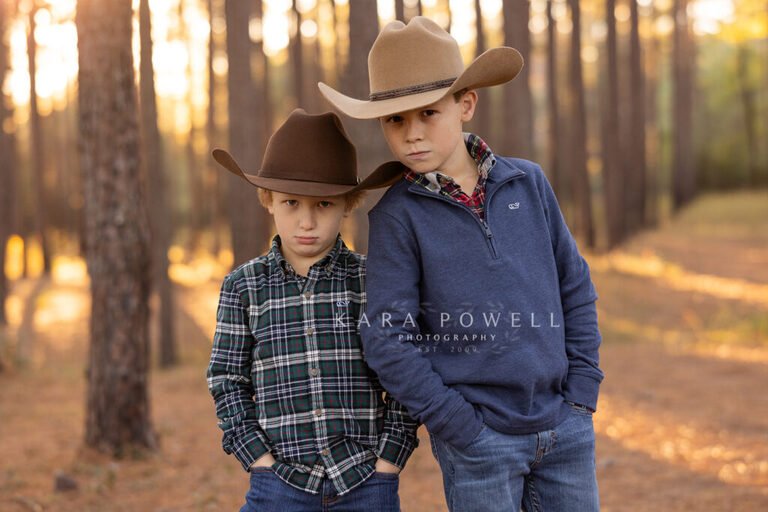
<box><xmin>508</xmin><ymin>202</ymin><xmax>520</xmax><ymax>210</ymax></box>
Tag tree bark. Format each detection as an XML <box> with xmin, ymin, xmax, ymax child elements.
<box><xmin>736</xmin><ymin>45</ymin><xmax>759</xmax><ymax>187</ymax></box>
<box><xmin>470</xmin><ymin>0</ymin><xmax>491</xmax><ymax>143</ymax></box>
<box><xmin>627</xmin><ymin>0</ymin><xmax>647</xmax><ymax>232</ymax></box>
<box><xmin>545</xmin><ymin>0</ymin><xmax>564</xmax><ymax>200</ymax></box>
<box><xmin>77</xmin><ymin>0</ymin><xmax>156</xmax><ymax>454</ymax></box>
<box><xmin>567</xmin><ymin>0</ymin><xmax>595</xmax><ymax>248</ymax></box>
<box><xmin>600</xmin><ymin>0</ymin><xmax>624</xmax><ymax>249</ymax></box>
<box><xmin>27</xmin><ymin>3</ymin><xmax>52</xmax><ymax>274</ymax></box>
<box><xmin>395</xmin><ymin>0</ymin><xmax>405</xmax><ymax>21</ymax></box>
<box><xmin>207</xmin><ymin>0</ymin><xmax>223</xmax><ymax>255</ymax></box>
<box><xmin>139</xmin><ymin>0</ymin><xmax>177</xmax><ymax>368</ymax></box>
<box><xmin>672</xmin><ymin>0</ymin><xmax>695</xmax><ymax>210</ymax></box>
<box><xmin>342</xmin><ymin>0</ymin><xmax>381</xmax><ymax>253</ymax></box>
<box><xmin>291</xmin><ymin>1</ymin><xmax>305</xmax><ymax>109</ymax></box>
<box><xmin>0</xmin><ymin>0</ymin><xmax>13</xmax><ymax>327</ymax></box>
<box><xmin>503</xmin><ymin>0</ymin><xmax>533</xmax><ymax>159</ymax></box>
<box><xmin>225</xmin><ymin>0</ymin><xmax>270</xmax><ymax>266</ymax></box>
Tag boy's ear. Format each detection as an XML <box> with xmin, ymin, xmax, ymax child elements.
<box><xmin>459</xmin><ymin>90</ymin><xmax>478</xmax><ymax>123</ymax></box>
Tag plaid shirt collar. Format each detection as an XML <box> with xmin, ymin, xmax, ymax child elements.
<box><xmin>270</xmin><ymin>233</ymin><xmax>344</xmax><ymax>280</ymax></box>
<box><xmin>404</xmin><ymin>132</ymin><xmax>496</xmax><ymax>192</ymax></box>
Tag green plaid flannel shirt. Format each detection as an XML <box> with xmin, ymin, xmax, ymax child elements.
<box><xmin>207</xmin><ymin>235</ymin><xmax>419</xmax><ymax>496</ymax></box>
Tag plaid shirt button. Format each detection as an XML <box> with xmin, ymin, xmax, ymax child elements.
<box><xmin>314</xmin><ymin>408</ymin><xmax>323</xmax><ymax>417</ymax></box>
<box><xmin>309</xmin><ymin>367</ymin><xmax>319</xmax><ymax>376</ymax></box>
<box><xmin>306</xmin><ymin>327</ymin><xmax>315</xmax><ymax>335</ymax></box>
<box><xmin>321</xmin><ymin>448</ymin><xmax>330</xmax><ymax>456</ymax></box>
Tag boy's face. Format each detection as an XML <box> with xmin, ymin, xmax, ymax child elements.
<box><xmin>379</xmin><ymin>91</ymin><xmax>477</xmax><ymax>176</ymax></box>
<box><xmin>267</xmin><ymin>192</ymin><xmax>348</xmax><ymax>266</ymax></box>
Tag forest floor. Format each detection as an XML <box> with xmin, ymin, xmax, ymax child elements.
<box><xmin>0</xmin><ymin>190</ymin><xmax>767</xmax><ymax>511</ymax></box>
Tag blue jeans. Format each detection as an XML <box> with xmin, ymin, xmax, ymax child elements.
<box><xmin>429</xmin><ymin>404</ymin><xmax>599</xmax><ymax>512</ymax></box>
<box><xmin>239</xmin><ymin>467</ymin><xmax>400</xmax><ymax>512</ymax></box>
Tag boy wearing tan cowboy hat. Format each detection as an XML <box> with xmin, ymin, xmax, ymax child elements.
<box><xmin>206</xmin><ymin>109</ymin><xmax>417</xmax><ymax>511</ymax></box>
<box><xmin>319</xmin><ymin>17</ymin><xmax>603</xmax><ymax>512</ymax></box>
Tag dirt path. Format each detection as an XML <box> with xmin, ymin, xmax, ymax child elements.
<box><xmin>0</xmin><ymin>191</ymin><xmax>766</xmax><ymax>511</ymax></box>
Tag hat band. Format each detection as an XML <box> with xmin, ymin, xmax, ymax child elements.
<box><xmin>369</xmin><ymin>77</ymin><xmax>457</xmax><ymax>101</ymax></box>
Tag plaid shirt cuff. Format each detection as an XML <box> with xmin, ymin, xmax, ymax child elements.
<box><xmin>230</xmin><ymin>429</ymin><xmax>272</xmax><ymax>472</ymax></box>
<box><xmin>374</xmin><ymin>430</ymin><xmax>419</xmax><ymax>469</ymax></box>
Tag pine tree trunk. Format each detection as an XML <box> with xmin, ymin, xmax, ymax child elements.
<box><xmin>291</xmin><ymin>1</ymin><xmax>305</xmax><ymax>108</ymax></box>
<box><xmin>672</xmin><ymin>0</ymin><xmax>695</xmax><ymax>211</ymax></box>
<box><xmin>600</xmin><ymin>0</ymin><xmax>624</xmax><ymax>249</ymax></box>
<box><xmin>342</xmin><ymin>0</ymin><xmax>380</xmax><ymax>253</ymax></box>
<box><xmin>225</xmin><ymin>0</ymin><xmax>270</xmax><ymax>266</ymax></box>
<box><xmin>27</xmin><ymin>4</ymin><xmax>52</xmax><ymax>274</ymax></box>
<box><xmin>545</xmin><ymin>0</ymin><xmax>563</xmax><ymax>200</ymax></box>
<box><xmin>139</xmin><ymin>0</ymin><xmax>177</xmax><ymax>368</ymax></box>
<box><xmin>503</xmin><ymin>0</ymin><xmax>533</xmax><ymax>159</ymax></box>
<box><xmin>567</xmin><ymin>0</ymin><xmax>594</xmax><ymax>248</ymax></box>
<box><xmin>471</xmin><ymin>0</ymin><xmax>491</xmax><ymax>143</ymax></box>
<box><xmin>627</xmin><ymin>0</ymin><xmax>647</xmax><ymax>232</ymax></box>
<box><xmin>736</xmin><ymin>45</ymin><xmax>759</xmax><ymax>187</ymax></box>
<box><xmin>77</xmin><ymin>0</ymin><xmax>156</xmax><ymax>454</ymax></box>
<box><xmin>207</xmin><ymin>0</ymin><xmax>222</xmax><ymax>255</ymax></box>
<box><xmin>0</xmin><ymin>0</ymin><xmax>11</xmax><ymax>327</ymax></box>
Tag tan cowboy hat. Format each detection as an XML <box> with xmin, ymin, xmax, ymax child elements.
<box><xmin>318</xmin><ymin>16</ymin><xmax>523</xmax><ymax>119</ymax></box>
<box><xmin>212</xmin><ymin>109</ymin><xmax>402</xmax><ymax>196</ymax></box>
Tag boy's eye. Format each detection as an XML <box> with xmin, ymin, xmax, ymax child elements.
<box><xmin>386</xmin><ymin>115</ymin><xmax>403</xmax><ymax>123</ymax></box>
<box><xmin>422</xmin><ymin>109</ymin><xmax>437</xmax><ymax>117</ymax></box>
<box><xmin>318</xmin><ymin>201</ymin><xmax>333</xmax><ymax>208</ymax></box>
<box><xmin>283</xmin><ymin>199</ymin><xmax>298</xmax><ymax>206</ymax></box>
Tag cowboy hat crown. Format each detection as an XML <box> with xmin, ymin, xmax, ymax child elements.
<box><xmin>318</xmin><ymin>16</ymin><xmax>524</xmax><ymax>119</ymax></box>
<box><xmin>212</xmin><ymin>109</ymin><xmax>401</xmax><ymax>196</ymax></box>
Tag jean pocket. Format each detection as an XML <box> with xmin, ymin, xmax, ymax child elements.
<box><xmin>568</xmin><ymin>401</ymin><xmax>594</xmax><ymax>416</ymax></box>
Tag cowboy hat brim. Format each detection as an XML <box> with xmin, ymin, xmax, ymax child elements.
<box><xmin>319</xmin><ymin>47</ymin><xmax>524</xmax><ymax>120</ymax></box>
<box><xmin>212</xmin><ymin>149</ymin><xmax>403</xmax><ymax>197</ymax></box>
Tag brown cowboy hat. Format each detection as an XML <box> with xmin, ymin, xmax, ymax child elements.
<box><xmin>212</xmin><ymin>109</ymin><xmax>402</xmax><ymax>196</ymax></box>
<box><xmin>318</xmin><ymin>16</ymin><xmax>524</xmax><ymax>120</ymax></box>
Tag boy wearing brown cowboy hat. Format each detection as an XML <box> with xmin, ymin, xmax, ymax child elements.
<box><xmin>206</xmin><ymin>109</ymin><xmax>417</xmax><ymax>511</ymax></box>
<box><xmin>320</xmin><ymin>17</ymin><xmax>603</xmax><ymax>511</ymax></box>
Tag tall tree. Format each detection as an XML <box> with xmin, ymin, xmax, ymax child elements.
<box><xmin>27</xmin><ymin>2</ymin><xmax>52</xmax><ymax>274</ymax></box>
<box><xmin>567</xmin><ymin>0</ymin><xmax>595</xmax><ymax>248</ymax></box>
<box><xmin>291</xmin><ymin>0</ymin><xmax>305</xmax><ymax>109</ymax></box>
<box><xmin>600</xmin><ymin>0</ymin><xmax>624</xmax><ymax>249</ymax></box>
<box><xmin>627</xmin><ymin>0</ymin><xmax>647</xmax><ymax>232</ymax></box>
<box><xmin>545</xmin><ymin>0</ymin><xmax>563</xmax><ymax>199</ymax></box>
<box><xmin>503</xmin><ymin>0</ymin><xmax>533</xmax><ymax>159</ymax></box>
<box><xmin>471</xmin><ymin>0</ymin><xmax>490</xmax><ymax>143</ymax></box>
<box><xmin>736</xmin><ymin>45</ymin><xmax>759</xmax><ymax>187</ymax></box>
<box><xmin>0</xmin><ymin>0</ymin><xmax>14</xmax><ymax>327</ymax></box>
<box><xmin>179</xmin><ymin>0</ymin><xmax>205</xmax><ymax>253</ymax></box>
<box><xmin>139</xmin><ymin>0</ymin><xmax>177</xmax><ymax>368</ymax></box>
<box><xmin>225</xmin><ymin>0</ymin><xmax>270</xmax><ymax>266</ymax></box>
<box><xmin>341</xmin><ymin>0</ymin><xmax>380</xmax><ymax>253</ymax></box>
<box><xmin>395</xmin><ymin>0</ymin><xmax>405</xmax><ymax>21</ymax></box>
<box><xmin>671</xmin><ymin>0</ymin><xmax>695</xmax><ymax>210</ymax></box>
<box><xmin>207</xmin><ymin>0</ymin><xmax>224</xmax><ymax>255</ymax></box>
<box><xmin>77</xmin><ymin>0</ymin><xmax>156</xmax><ymax>454</ymax></box>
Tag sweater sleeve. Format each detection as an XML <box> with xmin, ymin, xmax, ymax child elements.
<box><xmin>361</xmin><ymin>209</ymin><xmax>484</xmax><ymax>449</ymax></box>
<box><xmin>536</xmin><ymin>166</ymin><xmax>604</xmax><ymax>411</ymax></box>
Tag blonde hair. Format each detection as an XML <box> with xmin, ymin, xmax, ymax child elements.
<box><xmin>258</xmin><ymin>188</ymin><xmax>366</xmax><ymax>212</ymax></box>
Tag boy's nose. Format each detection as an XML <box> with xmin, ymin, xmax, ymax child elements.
<box><xmin>298</xmin><ymin>210</ymin><xmax>317</xmax><ymax>230</ymax></box>
<box><xmin>404</xmin><ymin>120</ymin><xmax>423</xmax><ymax>143</ymax></box>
